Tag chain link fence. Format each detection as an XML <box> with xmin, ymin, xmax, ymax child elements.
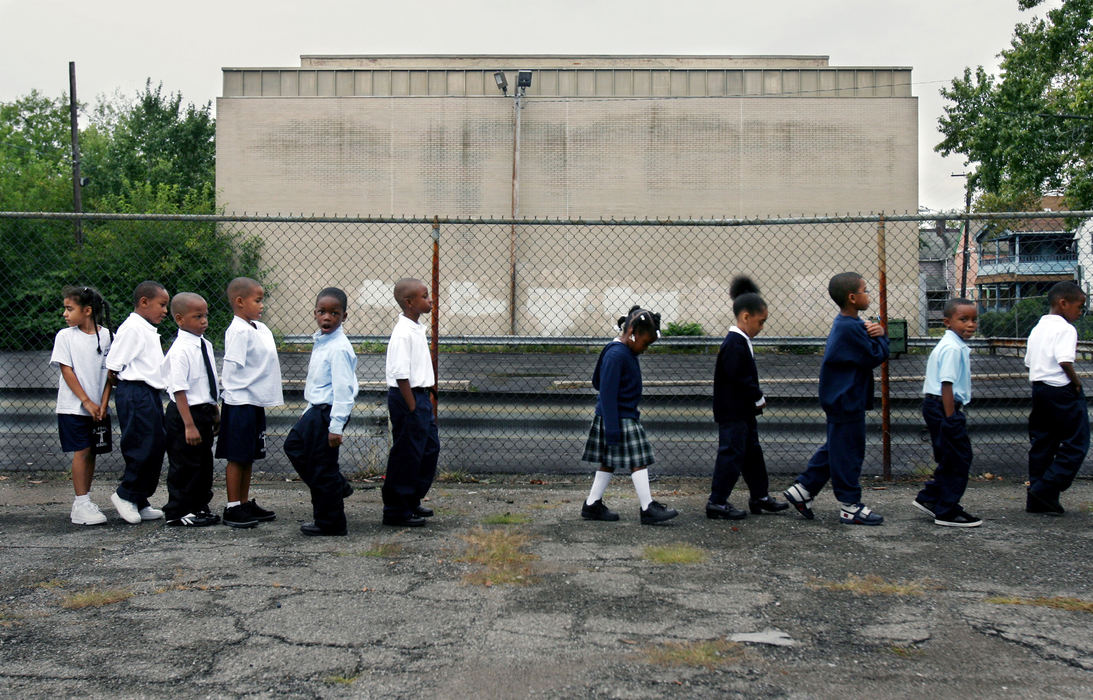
<box><xmin>2</xmin><ymin>209</ymin><xmax>1092</xmax><ymax>478</ymax></box>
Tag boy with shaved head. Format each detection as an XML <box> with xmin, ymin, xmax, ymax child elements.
<box><xmin>382</xmin><ymin>277</ymin><xmax>439</xmax><ymax>527</ymax></box>
<box><xmin>162</xmin><ymin>292</ymin><xmax>221</xmax><ymax>526</ymax></box>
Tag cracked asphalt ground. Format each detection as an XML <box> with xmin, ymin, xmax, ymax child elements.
<box><xmin>1</xmin><ymin>475</ymin><xmax>1091</xmax><ymax>699</ymax></box>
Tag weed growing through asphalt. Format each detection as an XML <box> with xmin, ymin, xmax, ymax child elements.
<box><xmin>437</xmin><ymin>470</ymin><xmax>479</xmax><ymax>484</ymax></box>
<box><xmin>337</xmin><ymin>541</ymin><xmax>404</xmax><ymax>558</ymax></box>
<box><xmin>809</xmin><ymin>575</ymin><xmax>934</xmax><ymax>596</ymax></box>
<box><xmin>32</xmin><ymin>579</ymin><xmax>66</xmax><ymax>589</ymax></box>
<box><xmin>60</xmin><ymin>587</ymin><xmax>133</xmax><ymax>609</ymax></box>
<box><xmin>641</xmin><ymin>639</ymin><xmax>744</xmax><ymax>669</ymax></box>
<box><xmin>643</xmin><ymin>543</ymin><xmax>707</xmax><ymax>565</ymax></box>
<box><xmin>481</xmin><ymin>512</ymin><xmax>532</xmax><ymax>525</ymax></box>
<box><xmin>986</xmin><ymin>595</ymin><xmax>1093</xmax><ymax>613</ymax></box>
<box><xmin>458</xmin><ymin>527</ymin><xmax>537</xmax><ymax>586</ymax></box>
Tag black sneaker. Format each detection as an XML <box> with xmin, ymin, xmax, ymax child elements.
<box><xmin>934</xmin><ymin>508</ymin><xmax>982</xmax><ymax>528</ymax></box>
<box><xmin>167</xmin><ymin>512</ymin><xmax>219</xmax><ymax>527</ymax></box>
<box><xmin>581</xmin><ymin>499</ymin><xmax>620</xmax><ymax>521</ymax></box>
<box><xmin>911</xmin><ymin>498</ymin><xmax>937</xmax><ymax>518</ymax></box>
<box><xmin>640</xmin><ymin>500</ymin><xmax>678</xmax><ymax>525</ymax></box>
<box><xmin>197</xmin><ymin>508</ymin><xmax>221</xmax><ymax>524</ymax></box>
<box><xmin>748</xmin><ymin>496</ymin><xmax>789</xmax><ymax>514</ymax></box>
<box><xmin>706</xmin><ymin>502</ymin><xmax>747</xmax><ymax>520</ymax></box>
<box><xmin>1026</xmin><ymin>490</ymin><xmax>1064</xmax><ymax>515</ymax></box>
<box><xmin>244</xmin><ymin>499</ymin><xmax>276</xmax><ymax>522</ymax></box>
<box><xmin>223</xmin><ymin>504</ymin><xmax>259</xmax><ymax>528</ymax></box>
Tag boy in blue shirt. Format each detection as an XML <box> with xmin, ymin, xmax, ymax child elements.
<box><xmin>784</xmin><ymin>272</ymin><xmax>889</xmax><ymax>525</ymax></box>
<box><xmin>284</xmin><ymin>287</ymin><xmax>359</xmax><ymax>536</ymax></box>
<box><xmin>912</xmin><ymin>298</ymin><xmax>982</xmax><ymax>527</ymax></box>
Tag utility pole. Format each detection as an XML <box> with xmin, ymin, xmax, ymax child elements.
<box><xmin>68</xmin><ymin>61</ymin><xmax>84</xmax><ymax>246</ymax></box>
<box><xmin>952</xmin><ymin>173</ymin><xmax>972</xmax><ymax>298</ymax></box>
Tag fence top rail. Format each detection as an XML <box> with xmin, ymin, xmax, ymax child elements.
<box><xmin>4</xmin><ymin>210</ymin><xmax>1093</xmax><ymax>227</ymax></box>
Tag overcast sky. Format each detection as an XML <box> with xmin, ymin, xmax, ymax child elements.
<box><xmin>0</xmin><ymin>0</ymin><xmax>1059</xmax><ymax>212</ymax></box>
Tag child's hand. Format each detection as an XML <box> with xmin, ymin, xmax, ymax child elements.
<box><xmin>864</xmin><ymin>321</ymin><xmax>885</xmax><ymax>338</ymax></box>
<box><xmin>184</xmin><ymin>424</ymin><xmax>201</xmax><ymax>446</ymax></box>
<box><xmin>212</xmin><ymin>409</ymin><xmax>221</xmax><ymax>437</ymax></box>
<box><xmin>82</xmin><ymin>398</ymin><xmax>100</xmax><ymax>417</ymax></box>
<box><xmin>328</xmin><ymin>432</ymin><xmax>343</xmax><ymax>448</ymax></box>
<box><xmin>94</xmin><ymin>404</ymin><xmax>108</xmax><ymax>422</ymax></box>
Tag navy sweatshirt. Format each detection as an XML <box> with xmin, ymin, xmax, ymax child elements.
<box><xmin>819</xmin><ymin>314</ymin><xmax>889</xmax><ymax>422</ymax></box>
<box><xmin>713</xmin><ymin>330</ymin><xmax>764</xmax><ymax>423</ymax></box>
<box><xmin>592</xmin><ymin>340</ymin><xmax>642</xmax><ymax>445</ymax></box>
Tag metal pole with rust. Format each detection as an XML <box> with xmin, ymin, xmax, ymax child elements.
<box><xmin>68</xmin><ymin>61</ymin><xmax>84</xmax><ymax>246</ymax></box>
<box><xmin>431</xmin><ymin>217</ymin><xmax>440</xmax><ymax>420</ymax></box>
<box><xmin>877</xmin><ymin>215</ymin><xmax>891</xmax><ymax>480</ymax></box>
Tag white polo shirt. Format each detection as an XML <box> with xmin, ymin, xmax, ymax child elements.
<box><xmin>105</xmin><ymin>313</ymin><xmax>166</xmax><ymax>389</ymax></box>
<box><xmin>163</xmin><ymin>330</ymin><xmax>219</xmax><ymax>406</ymax></box>
<box><xmin>385</xmin><ymin>314</ymin><xmax>435</xmax><ymax>389</ymax></box>
<box><xmin>221</xmin><ymin>316</ymin><xmax>284</xmax><ymax>407</ymax></box>
<box><xmin>1025</xmin><ymin>313</ymin><xmax>1078</xmax><ymax>387</ymax></box>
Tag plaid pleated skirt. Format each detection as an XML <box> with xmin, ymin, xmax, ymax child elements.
<box><xmin>581</xmin><ymin>415</ymin><xmax>655</xmax><ymax>471</ymax></box>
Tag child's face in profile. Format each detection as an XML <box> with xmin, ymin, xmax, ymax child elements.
<box><xmin>848</xmin><ymin>279</ymin><xmax>871</xmax><ymax>312</ymax></box>
<box><xmin>404</xmin><ymin>284</ymin><xmax>432</xmax><ymax>317</ymax></box>
<box><xmin>314</xmin><ymin>296</ymin><xmax>346</xmax><ymax>334</ymax></box>
<box><xmin>236</xmin><ymin>287</ymin><xmax>265</xmax><ymax>322</ymax></box>
<box><xmin>62</xmin><ymin>297</ymin><xmax>93</xmax><ymax>329</ymax></box>
<box><xmin>627</xmin><ymin>329</ymin><xmax>657</xmax><ymax>355</ymax></box>
<box><xmin>737</xmin><ymin>308</ymin><xmax>769</xmax><ymax>339</ymax></box>
<box><xmin>137</xmin><ymin>291</ymin><xmax>170</xmax><ymax>325</ymax></box>
<box><xmin>1056</xmin><ymin>294</ymin><xmax>1086</xmax><ymax>324</ymax></box>
<box><xmin>944</xmin><ymin>304</ymin><xmax>978</xmax><ymax>339</ymax></box>
<box><xmin>175</xmin><ymin>300</ymin><xmax>209</xmax><ymax>337</ymax></box>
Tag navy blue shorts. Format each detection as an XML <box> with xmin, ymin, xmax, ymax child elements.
<box><xmin>215</xmin><ymin>404</ymin><xmax>267</xmax><ymax>462</ymax></box>
<box><xmin>58</xmin><ymin>414</ymin><xmax>112</xmax><ymax>454</ymax></box>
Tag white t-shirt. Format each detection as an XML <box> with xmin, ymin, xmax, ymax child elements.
<box><xmin>385</xmin><ymin>314</ymin><xmax>435</xmax><ymax>388</ymax></box>
<box><xmin>51</xmin><ymin>326</ymin><xmax>112</xmax><ymax>416</ymax></box>
<box><xmin>221</xmin><ymin>316</ymin><xmax>284</xmax><ymax>407</ymax></box>
<box><xmin>105</xmin><ymin>312</ymin><xmax>167</xmax><ymax>388</ymax></box>
<box><xmin>1025</xmin><ymin>313</ymin><xmax>1078</xmax><ymax>387</ymax></box>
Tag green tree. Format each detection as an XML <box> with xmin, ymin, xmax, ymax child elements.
<box><xmin>936</xmin><ymin>0</ymin><xmax>1093</xmax><ymax>209</ymax></box>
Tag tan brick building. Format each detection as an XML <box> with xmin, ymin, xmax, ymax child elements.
<box><xmin>216</xmin><ymin>55</ymin><xmax>918</xmax><ymax>336</ymax></box>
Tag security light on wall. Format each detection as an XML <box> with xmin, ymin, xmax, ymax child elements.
<box><xmin>494</xmin><ymin>71</ymin><xmax>508</xmax><ymax>96</ymax></box>
<box><xmin>516</xmin><ymin>70</ymin><xmax>532</xmax><ymax>93</ymax></box>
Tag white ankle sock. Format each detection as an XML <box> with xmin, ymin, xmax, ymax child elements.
<box><xmin>226</xmin><ymin>501</ymin><xmax>241</xmax><ymax>509</ymax></box>
<box><xmin>585</xmin><ymin>471</ymin><xmax>612</xmax><ymax>506</ymax></box>
<box><xmin>74</xmin><ymin>494</ymin><xmax>90</xmax><ymax>504</ymax></box>
<box><xmin>632</xmin><ymin>470</ymin><xmax>653</xmax><ymax>509</ymax></box>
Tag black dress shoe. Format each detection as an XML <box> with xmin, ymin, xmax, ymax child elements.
<box><xmin>1026</xmin><ymin>490</ymin><xmax>1065</xmax><ymax>515</ymax></box>
<box><xmin>382</xmin><ymin>514</ymin><xmax>427</xmax><ymax>527</ymax></box>
<box><xmin>749</xmin><ymin>496</ymin><xmax>789</xmax><ymax>514</ymax></box>
<box><xmin>342</xmin><ymin>482</ymin><xmax>354</xmax><ymax>498</ymax></box>
<box><xmin>300</xmin><ymin>522</ymin><xmax>347</xmax><ymax>536</ymax></box>
<box><xmin>413</xmin><ymin>505</ymin><xmax>434</xmax><ymax>517</ymax></box>
<box><xmin>706</xmin><ymin>502</ymin><xmax>747</xmax><ymax>520</ymax></box>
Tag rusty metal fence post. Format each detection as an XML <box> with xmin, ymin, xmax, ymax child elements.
<box><xmin>877</xmin><ymin>214</ymin><xmax>892</xmax><ymax>480</ymax></box>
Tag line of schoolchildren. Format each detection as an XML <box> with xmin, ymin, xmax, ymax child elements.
<box><xmin>52</xmin><ymin>272</ymin><xmax>1089</xmax><ymax>534</ymax></box>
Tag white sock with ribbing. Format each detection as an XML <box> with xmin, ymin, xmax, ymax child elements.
<box><xmin>631</xmin><ymin>469</ymin><xmax>653</xmax><ymax>509</ymax></box>
<box><xmin>585</xmin><ymin>471</ymin><xmax>612</xmax><ymax>506</ymax></box>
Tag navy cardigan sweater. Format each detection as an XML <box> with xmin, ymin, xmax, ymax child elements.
<box><xmin>713</xmin><ymin>330</ymin><xmax>764</xmax><ymax>423</ymax></box>
<box><xmin>592</xmin><ymin>340</ymin><xmax>642</xmax><ymax>445</ymax></box>
<box><xmin>819</xmin><ymin>314</ymin><xmax>890</xmax><ymax>422</ymax></box>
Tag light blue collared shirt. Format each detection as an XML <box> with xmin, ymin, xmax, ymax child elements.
<box><xmin>303</xmin><ymin>326</ymin><xmax>359</xmax><ymax>435</ymax></box>
<box><xmin>922</xmin><ymin>329</ymin><xmax>972</xmax><ymax>406</ymax></box>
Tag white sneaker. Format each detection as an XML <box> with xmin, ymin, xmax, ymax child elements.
<box><xmin>111</xmin><ymin>492</ymin><xmax>141</xmax><ymax>524</ymax></box>
<box><xmin>70</xmin><ymin>499</ymin><xmax>107</xmax><ymax>526</ymax></box>
<box><xmin>139</xmin><ymin>505</ymin><xmax>164</xmax><ymax>521</ymax></box>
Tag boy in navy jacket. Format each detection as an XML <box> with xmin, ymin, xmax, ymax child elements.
<box><xmin>784</xmin><ymin>272</ymin><xmax>889</xmax><ymax>525</ymax></box>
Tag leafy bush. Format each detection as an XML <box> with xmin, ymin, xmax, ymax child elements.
<box><xmin>665</xmin><ymin>321</ymin><xmax>705</xmax><ymax>336</ymax></box>
<box><xmin>977</xmin><ymin>297</ymin><xmax>1049</xmax><ymax>339</ymax></box>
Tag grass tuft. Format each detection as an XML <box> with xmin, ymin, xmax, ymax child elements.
<box><xmin>642</xmin><ymin>639</ymin><xmax>744</xmax><ymax>669</ymax></box>
<box><xmin>458</xmin><ymin>527</ymin><xmax>538</xmax><ymax>586</ymax></box>
<box><xmin>888</xmin><ymin>645</ymin><xmax>924</xmax><ymax>658</ymax></box>
<box><xmin>437</xmin><ymin>470</ymin><xmax>479</xmax><ymax>483</ymax></box>
<box><xmin>481</xmin><ymin>512</ymin><xmax>532</xmax><ymax>525</ymax></box>
<box><xmin>32</xmin><ymin>579</ymin><xmax>66</xmax><ymax>590</ymax></box>
<box><xmin>809</xmin><ymin>575</ymin><xmax>932</xmax><ymax>597</ymax></box>
<box><xmin>643</xmin><ymin>543</ymin><xmax>707</xmax><ymax>565</ymax></box>
<box><xmin>986</xmin><ymin>595</ymin><xmax>1093</xmax><ymax>613</ymax></box>
<box><xmin>61</xmin><ymin>587</ymin><xmax>132</xmax><ymax>609</ymax></box>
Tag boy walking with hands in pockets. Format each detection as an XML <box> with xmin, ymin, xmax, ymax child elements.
<box><xmin>382</xmin><ymin>278</ymin><xmax>440</xmax><ymax>527</ymax></box>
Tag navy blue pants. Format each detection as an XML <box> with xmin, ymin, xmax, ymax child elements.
<box><xmin>796</xmin><ymin>416</ymin><xmax>865</xmax><ymax>505</ymax></box>
<box><xmin>1028</xmin><ymin>382</ymin><xmax>1090</xmax><ymax>498</ymax></box>
<box><xmin>163</xmin><ymin>402</ymin><xmax>217</xmax><ymax>520</ymax></box>
<box><xmin>284</xmin><ymin>404</ymin><xmax>349</xmax><ymax>532</ymax></box>
<box><xmin>709</xmin><ymin>418</ymin><xmax>768</xmax><ymax>504</ymax></box>
<box><xmin>383</xmin><ymin>388</ymin><xmax>440</xmax><ymax>518</ymax></box>
<box><xmin>917</xmin><ymin>396</ymin><xmax>973</xmax><ymax>518</ymax></box>
<box><xmin>115</xmin><ymin>380</ymin><xmax>166</xmax><ymax>509</ymax></box>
